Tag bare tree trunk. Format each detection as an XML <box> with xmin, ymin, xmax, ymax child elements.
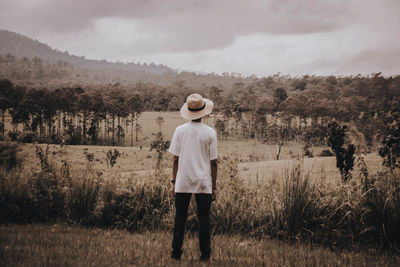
<box><xmin>135</xmin><ymin>113</ymin><xmax>139</xmax><ymax>142</ymax></box>
<box><xmin>130</xmin><ymin>113</ymin><xmax>134</xmax><ymax>146</ymax></box>
<box><xmin>125</xmin><ymin>116</ymin><xmax>129</xmax><ymax>147</ymax></box>
<box><xmin>1</xmin><ymin>109</ymin><xmax>5</xmax><ymax>135</ymax></box>
<box><xmin>276</xmin><ymin>141</ymin><xmax>283</xmax><ymax>160</ymax></box>
<box><xmin>112</xmin><ymin>114</ymin><xmax>115</xmax><ymax>145</ymax></box>
<box><xmin>104</xmin><ymin>116</ymin><xmax>107</xmax><ymax>142</ymax></box>
<box><xmin>83</xmin><ymin>111</ymin><xmax>87</xmax><ymax>143</ymax></box>
<box><xmin>117</xmin><ymin>115</ymin><xmax>121</xmax><ymax>145</ymax></box>
<box><xmin>57</xmin><ymin>111</ymin><xmax>61</xmax><ymax>139</ymax></box>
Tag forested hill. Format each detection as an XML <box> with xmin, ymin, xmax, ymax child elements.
<box><xmin>0</xmin><ymin>29</ymin><xmax>172</xmax><ymax>74</ymax></box>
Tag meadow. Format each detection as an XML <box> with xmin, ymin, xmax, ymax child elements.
<box><xmin>1</xmin><ymin>112</ymin><xmax>400</xmax><ymax>266</ymax></box>
<box><xmin>1</xmin><ymin>224</ymin><xmax>399</xmax><ymax>266</ymax></box>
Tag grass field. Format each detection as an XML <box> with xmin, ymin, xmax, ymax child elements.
<box><xmin>18</xmin><ymin>140</ymin><xmax>384</xmax><ymax>186</ymax></box>
<box><xmin>1</xmin><ymin>224</ymin><xmax>398</xmax><ymax>267</ymax></box>
<box><xmin>3</xmin><ymin>111</ymin><xmax>397</xmax><ymax>266</ymax></box>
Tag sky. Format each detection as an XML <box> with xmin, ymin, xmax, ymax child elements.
<box><xmin>0</xmin><ymin>0</ymin><xmax>399</xmax><ymax>76</ymax></box>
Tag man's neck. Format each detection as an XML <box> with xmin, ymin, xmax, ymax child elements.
<box><xmin>192</xmin><ymin>118</ymin><xmax>202</xmax><ymax>123</ymax></box>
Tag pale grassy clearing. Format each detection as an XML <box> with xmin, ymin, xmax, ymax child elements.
<box><xmin>1</xmin><ymin>224</ymin><xmax>398</xmax><ymax>267</ymax></box>
<box><xmin>239</xmin><ymin>153</ymin><xmax>384</xmax><ymax>183</ymax></box>
<box><xmin>18</xmin><ymin>141</ymin><xmax>384</xmax><ymax>186</ymax></box>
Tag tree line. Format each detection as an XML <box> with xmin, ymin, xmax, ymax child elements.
<box><xmin>1</xmin><ymin>71</ymin><xmax>399</xmax><ymax>148</ymax></box>
<box><xmin>0</xmin><ymin>79</ymin><xmax>143</xmax><ymax>146</ymax></box>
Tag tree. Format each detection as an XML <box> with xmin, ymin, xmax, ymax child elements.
<box><xmin>327</xmin><ymin>121</ymin><xmax>356</xmax><ymax>181</ymax></box>
<box><xmin>0</xmin><ymin>79</ymin><xmax>13</xmax><ymax>135</ymax></box>
<box><xmin>126</xmin><ymin>94</ymin><xmax>143</xmax><ymax>146</ymax></box>
<box><xmin>273</xmin><ymin>87</ymin><xmax>288</xmax><ymax>102</ymax></box>
<box><xmin>106</xmin><ymin>88</ymin><xmax>128</xmax><ymax>145</ymax></box>
<box><xmin>379</xmin><ymin>110</ymin><xmax>400</xmax><ymax>170</ymax></box>
<box><xmin>42</xmin><ymin>90</ymin><xmax>58</xmax><ymax>140</ymax></box>
<box><xmin>156</xmin><ymin>116</ymin><xmax>164</xmax><ymax>133</ymax></box>
<box><xmin>150</xmin><ymin>132</ymin><xmax>170</xmax><ymax>172</ymax></box>
<box><xmin>215</xmin><ymin>119</ymin><xmax>226</xmax><ymax>139</ymax></box>
<box><xmin>76</xmin><ymin>89</ymin><xmax>91</xmax><ymax>143</ymax></box>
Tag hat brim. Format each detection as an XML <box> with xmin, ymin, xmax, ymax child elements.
<box><xmin>180</xmin><ymin>98</ymin><xmax>214</xmax><ymax>120</ymax></box>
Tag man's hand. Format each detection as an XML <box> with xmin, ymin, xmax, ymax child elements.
<box><xmin>212</xmin><ymin>188</ymin><xmax>217</xmax><ymax>201</ymax></box>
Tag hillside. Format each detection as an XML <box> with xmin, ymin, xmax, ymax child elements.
<box><xmin>0</xmin><ymin>29</ymin><xmax>173</xmax><ymax>74</ymax></box>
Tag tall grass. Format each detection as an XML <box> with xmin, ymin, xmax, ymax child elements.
<box><xmin>1</xmin><ymin>149</ymin><xmax>400</xmax><ymax>250</ymax></box>
<box><xmin>280</xmin><ymin>162</ymin><xmax>315</xmax><ymax>238</ymax></box>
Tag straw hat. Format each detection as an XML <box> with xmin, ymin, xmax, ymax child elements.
<box><xmin>180</xmin><ymin>93</ymin><xmax>214</xmax><ymax>120</ymax></box>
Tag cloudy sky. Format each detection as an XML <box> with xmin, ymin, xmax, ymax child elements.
<box><xmin>1</xmin><ymin>0</ymin><xmax>399</xmax><ymax>76</ymax></box>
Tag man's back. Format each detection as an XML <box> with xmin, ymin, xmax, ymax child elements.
<box><xmin>169</xmin><ymin>121</ymin><xmax>217</xmax><ymax>194</ymax></box>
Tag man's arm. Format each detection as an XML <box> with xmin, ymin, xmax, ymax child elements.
<box><xmin>211</xmin><ymin>159</ymin><xmax>218</xmax><ymax>200</ymax></box>
<box><xmin>171</xmin><ymin>155</ymin><xmax>179</xmax><ymax>197</ymax></box>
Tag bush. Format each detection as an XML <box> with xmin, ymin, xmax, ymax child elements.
<box><xmin>100</xmin><ymin>176</ymin><xmax>170</xmax><ymax>231</ymax></box>
<box><xmin>19</xmin><ymin>131</ymin><xmax>36</xmax><ymax>143</ymax></box>
<box><xmin>319</xmin><ymin>149</ymin><xmax>334</xmax><ymax>157</ymax></box>
<box><xmin>278</xmin><ymin>162</ymin><xmax>316</xmax><ymax>238</ymax></box>
<box><xmin>7</xmin><ymin>131</ymin><xmax>19</xmax><ymax>141</ymax></box>
<box><xmin>65</xmin><ymin>175</ymin><xmax>102</xmax><ymax>225</ymax></box>
<box><xmin>1</xmin><ymin>150</ymin><xmax>400</xmax><ymax>250</ymax></box>
<box><xmin>0</xmin><ymin>140</ymin><xmax>20</xmax><ymax>170</ymax></box>
<box><xmin>327</xmin><ymin>121</ymin><xmax>356</xmax><ymax>181</ymax></box>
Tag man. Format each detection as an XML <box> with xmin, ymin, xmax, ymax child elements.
<box><xmin>168</xmin><ymin>93</ymin><xmax>218</xmax><ymax>261</ymax></box>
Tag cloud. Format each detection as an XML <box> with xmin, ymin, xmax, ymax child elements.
<box><xmin>1</xmin><ymin>0</ymin><xmax>352</xmax><ymax>52</ymax></box>
<box><xmin>0</xmin><ymin>0</ymin><xmax>399</xmax><ymax>75</ymax></box>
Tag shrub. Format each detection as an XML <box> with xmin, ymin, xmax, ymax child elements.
<box><xmin>7</xmin><ymin>131</ymin><xmax>19</xmax><ymax>141</ymax></box>
<box><xmin>303</xmin><ymin>145</ymin><xmax>313</xmax><ymax>158</ymax></box>
<box><xmin>106</xmin><ymin>149</ymin><xmax>120</xmax><ymax>168</ymax></box>
<box><xmin>379</xmin><ymin>114</ymin><xmax>400</xmax><ymax>169</ymax></box>
<box><xmin>319</xmin><ymin>149</ymin><xmax>334</xmax><ymax>157</ymax></box>
<box><xmin>65</xmin><ymin>174</ymin><xmax>102</xmax><ymax>225</ymax></box>
<box><xmin>0</xmin><ymin>168</ymin><xmax>35</xmax><ymax>223</ymax></box>
<box><xmin>19</xmin><ymin>131</ymin><xmax>35</xmax><ymax>143</ymax></box>
<box><xmin>100</xmin><ymin>176</ymin><xmax>170</xmax><ymax>231</ymax></box>
<box><xmin>0</xmin><ymin>140</ymin><xmax>20</xmax><ymax>170</ymax></box>
<box><xmin>327</xmin><ymin>121</ymin><xmax>356</xmax><ymax>181</ymax></box>
<box><xmin>359</xmin><ymin>170</ymin><xmax>400</xmax><ymax>247</ymax></box>
<box><xmin>278</xmin><ymin>162</ymin><xmax>316</xmax><ymax>238</ymax></box>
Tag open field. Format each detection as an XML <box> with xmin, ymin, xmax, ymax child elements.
<box><xmin>1</xmin><ymin>224</ymin><xmax>398</xmax><ymax>267</ymax></box>
<box><xmin>3</xmin><ymin>111</ymin><xmax>399</xmax><ymax>266</ymax></box>
<box><xmin>18</xmin><ymin>141</ymin><xmax>384</xmax><ymax>185</ymax></box>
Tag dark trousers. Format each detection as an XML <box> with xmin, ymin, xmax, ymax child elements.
<box><xmin>171</xmin><ymin>193</ymin><xmax>212</xmax><ymax>258</ymax></box>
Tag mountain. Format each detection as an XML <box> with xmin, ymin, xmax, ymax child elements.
<box><xmin>0</xmin><ymin>29</ymin><xmax>173</xmax><ymax>74</ymax></box>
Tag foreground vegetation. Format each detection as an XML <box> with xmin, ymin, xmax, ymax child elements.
<box><xmin>1</xmin><ymin>140</ymin><xmax>400</xmax><ymax>251</ymax></box>
<box><xmin>1</xmin><ymin>224</ymin><xmax>399</xmax><ymax>266</ymax></box>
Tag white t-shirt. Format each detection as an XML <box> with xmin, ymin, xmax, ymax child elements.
<box><xmin>168</xmin><ymin>121</ymin><xmax>218</xmax><ymax>194</ymax></box>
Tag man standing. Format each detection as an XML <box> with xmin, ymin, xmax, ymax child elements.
<box><xmin>168</xmin><ymin>93</ymin><xmax>218</xmax><ymax>261</ymax></box>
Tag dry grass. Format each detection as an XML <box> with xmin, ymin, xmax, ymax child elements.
<box><xmin>1</xmin><ymin>224</ymin><xmax>398</xmax><ymax>267</ymax></box>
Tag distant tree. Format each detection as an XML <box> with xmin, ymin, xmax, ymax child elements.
<box><xmin>106</xmin><ymin>88</ymin><xmax>128</xmax><ymax>145</ymax></box>
<box><xmin>327</xmin><ymin>121</ymin><xmax>356</xmax><ymax>181</ymax></box>
<box><xmin>156</xmin><ymin>116</ymin><xmax>164</xmax><ymax>133</ymax></box>
<box><xmin>208</xmin><ymin>86</ymin><xmax>223</xmax><ymax>111</ymax></box>
<box><xmin>215</xmin><ymin>119</ymin><xmax>226</xmax><ymax>139</ymax></box>
<box><xmin>0</xmin><ymin>79</ymin><xmax>13</xmax><ymax>135</ymax></box>
<box><xmin>150</xmin><ymin>132</ymin><xmax>170</xmax><ymax>171</ymax></box>
<box><xmin>379</xmin><ymin>110</ymin><xmax>400</xmax><ymax>170</ymax></box>
<box><xmin>76</xmin><ymin>89</ymin><xmax>91</xmax><ymax>143</ymax></box>
<box><xmin>126</xmin><ymin>94</ymin><xmax>143</xmax><ymax>146</ymax></box>
<box><xmin>291</xmin><ymin>79</ymin><xmax>307</xmax><ymax>91</ymax></box>
<box><xmin>42</xmin><ymin>90</ymin><xmax>58</xmax><ymax>140</ymax></box>
<box><xmin>273</xmin><ymin>87</ymin><xmax>288</xmax><ymax>102</ymax></box>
